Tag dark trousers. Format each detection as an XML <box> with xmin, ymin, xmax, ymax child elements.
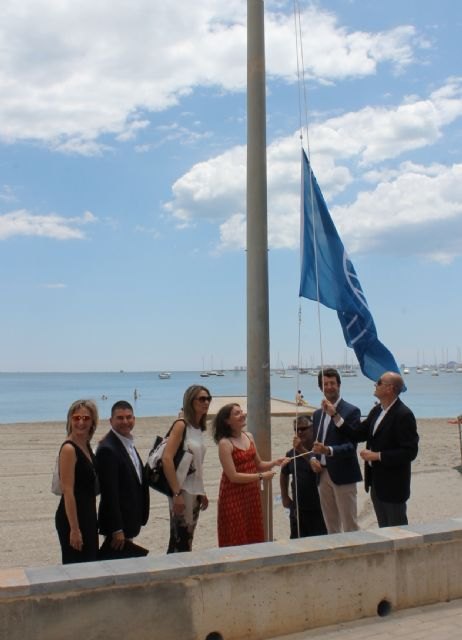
<box><xmin>371</xmin><ymin>484</ymin><xmax>408</xmax><ymax>528</ymax></box>
<box><xmin>289</xmin><ymin>507</ymin><xmax>327</xmax><ymax>538</ymax></box>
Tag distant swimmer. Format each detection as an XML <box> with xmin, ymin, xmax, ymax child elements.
<box><xmin>134</xmin><ymin>388</ymin><xmax>138</xmax><ymax>401</ymax></box>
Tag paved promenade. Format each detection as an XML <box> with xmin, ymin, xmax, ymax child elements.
<box><xmin>270</xmin><ymin>598</ymin><xmax>462</xmax><ymax>640</ymax></box>
<box><xmin>209</xmin><ymin>395</ymin><xmax>315</xmax><ymax>417</ymax></box>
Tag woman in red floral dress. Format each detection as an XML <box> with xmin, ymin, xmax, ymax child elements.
<box><xmin>212</xmin><ymin>403</ymin><xmax>287</xmax><ymax>547</ymax></box>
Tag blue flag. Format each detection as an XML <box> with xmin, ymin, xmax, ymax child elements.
<box><xmin>299</xmin><ymin>150</ymin><xmax>402</xmax><ymax>383</ymax></box>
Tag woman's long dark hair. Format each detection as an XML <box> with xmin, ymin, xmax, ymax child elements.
<box><xmin>212</xmin><ymin>403</ymin><xmax>239</xmax><ymax>443</ymax></box>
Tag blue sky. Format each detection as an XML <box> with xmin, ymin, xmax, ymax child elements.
<box><xmin>0</xmin><ymin>0</ymin><xmax>461</xmax><ymax>372</ymax></box>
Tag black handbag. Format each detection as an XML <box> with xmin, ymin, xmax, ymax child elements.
<box><xmin>145</xmin><ymin>420</ymin><xmax>194</xmax><ymax>496</ymax></box>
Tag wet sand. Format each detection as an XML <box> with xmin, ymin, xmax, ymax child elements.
<box><xmin>1</xmin><ymin>416</ymin><xmax>462</xmax><ymax>568</ymax></box>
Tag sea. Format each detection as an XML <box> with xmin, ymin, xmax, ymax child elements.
<box><xmin>1</xmin><ymin>369</ymin><xmax>461</xmax><ymax>424</ymax></box>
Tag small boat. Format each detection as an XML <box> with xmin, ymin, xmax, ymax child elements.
<box><xmin>200</xmin><ymin>372</ymin><xmax>209</xmax><ymax>377</ymax></box>
<box><xmin>403</xmin><ymin>367</ymin><xmax>410</xmax><ymax>375</ymax></box>
<box><xmin>158</xmin><ymin>371</ymin><xmax>171</xmax><ymax>379</ymax></box>
<box><xmin>341</xmin><ymin>366</ymin><xmax>357</xmax><ymax>377</ymax></box>
<box><xmin>279</xmin><ymin>361</ymin><xmax>294</xmax><ymax>378</ymax></box>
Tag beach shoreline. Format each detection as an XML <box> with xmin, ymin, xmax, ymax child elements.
<box><xmin>1</xmin><ymin>416</ymin><xmax>462</xmax><ymax>569</ymax></box>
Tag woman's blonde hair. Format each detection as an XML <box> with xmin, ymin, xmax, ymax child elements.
<box><xmin>66</xmin><ymin>399</ymin><xmax>99</xmax><ymax>440</ymax></box>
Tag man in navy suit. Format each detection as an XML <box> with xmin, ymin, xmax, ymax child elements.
<box><xmin>96</xmin><ymin>400</ymin><xmax>150</xmax><ymax>555</ymax></box>
<box><xmin>310</xmin><ymin>368</ymin><xmax>362</xmax><ymax>533</ymax></box>
<box><xmin>323</xmin><ymin>372</ymin><xmax>419</xmax><ymax>527</ymax></box>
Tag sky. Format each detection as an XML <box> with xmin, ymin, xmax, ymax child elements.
<box><xmin>0</xmin><ymin>0</ymin><xmax>461</xmax><ymax>373</ymax></box>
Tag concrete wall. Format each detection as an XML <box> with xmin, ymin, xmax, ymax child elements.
<box><xmin>2</xmin><ymin>518</ymin><xmax>462</xmax><ymax>640</ymax></box>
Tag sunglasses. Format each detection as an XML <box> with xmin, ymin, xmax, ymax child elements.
<box><xmin>376</xmin><ymin>379</ymin><xmax>391</xmax><ymax>387</ymax></box>
<box><xmin>296</xmin><ymin>425</ymin><xmax>312</xmax><ymax>432</ymax></box>
<box><xmin>196</xmin><ymin>395</ymin><xmax>212</xmax><ymax>403</ymax></box>
<box><xmin>71</xmin><ymin>415</ymin><xmax>91</xmax><ymax>423</ymax></box>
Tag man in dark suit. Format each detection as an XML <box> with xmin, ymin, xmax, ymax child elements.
<box><xmin>310</xmin><ymin>368</ymin><xmax>362</xmax><ymax>533</ymax></box>
<box><xmin>96</xmin><ymin>400</ymin><xmax>150</xmax><ymax>556</ymax></box>
<box><xmin>323</xmin><ymin>371</ymin><xmax>419</xmax><ymax>527</ymax></box>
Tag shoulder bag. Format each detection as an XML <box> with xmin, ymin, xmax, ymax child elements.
<box><xmin>145</xmin><ymin>419</ymin><xmax>194</xmax><ymax>496</ymax></box>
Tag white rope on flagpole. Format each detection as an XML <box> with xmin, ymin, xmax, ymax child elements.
<box><xmin>291</xmin><ymin>0</ymin><xmax>328</xmax><ymax>538</ymax></box>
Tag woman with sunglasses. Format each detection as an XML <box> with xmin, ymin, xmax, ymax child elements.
<box><xmin>280</xmin><ymin>414</ymin><xmax>327</xmax><ymax>538</ymax></box>
<box><xmin>55</xmin><ymin>399</ymin><xmax>99</xmax><ymax>564</ymax></box>
<box><xmin>163</xmin><ymin>385</ymin><xmax>211</xmax><ymax>553</ymax></box>
<box><xmin>212</xmin><ymin>403</ymin><xmax>287</xmax><ymax>547</ymax></box>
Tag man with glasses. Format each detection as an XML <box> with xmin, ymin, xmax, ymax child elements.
<box><xmin>96</xmin><ymin>400</ymin><xmax>150</xmax><ymax>557</ymax></box>
<box><xmin>310</xmin><ymin>368</ymin><xmax>362</xmax><ymax>533</ymax></box>
<box><xmin>323</xmin><ymin>371</ymin><xmax>419</xmax><ymax>527</ymax></box>
<box><xmin>280</xmin><ymin>415</ymin><xmax>327</xmax><ymax>538</ymax></box>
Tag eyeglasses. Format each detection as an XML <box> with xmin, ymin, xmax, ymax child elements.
<box><xmin>71</xmin><ymin>415</ymin><xmax>91</xmax><ymax>423</ymax></box>
<box><xmin>196</xmin><ymin>396</ymin><xmax>212</xmax><ymax>403</ymax></box>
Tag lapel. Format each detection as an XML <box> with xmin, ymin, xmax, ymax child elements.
<box><xmin>323</xmin><ymin>398</ymin><xmax>344</xmax><ymax>441</ymax></box>
<box><xmin>370</xmin><ymin>399</ymin><xmax>400</xmax><ymax>439</ymax></box>
<box><xmin>109</xmin><ymin>430</ymin><xmax>141</xmax><ymax>483</ymax></box>
<box><xmin>314</xmin><ymin>410</ymin><xmax>327</xmax><ymax>441</ymax></box>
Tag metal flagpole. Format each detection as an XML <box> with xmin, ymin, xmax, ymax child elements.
<box><xmin>246</xmin><ymin>0</ymin><xmax>272</xmax><ymax>539</ymax></box>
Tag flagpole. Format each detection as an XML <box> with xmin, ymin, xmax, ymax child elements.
<box><xmin>247</xmin><ymin>0</ymin><xmax>272</xmax><ymax>539</ymax></box>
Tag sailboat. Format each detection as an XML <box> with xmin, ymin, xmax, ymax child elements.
<box><xmin>340</xmin><ymin>350</ymin><xmax>357</xmax><ymax>377</ymax></box>
<box><xmin>200</xmin><ymin>357</ymin><xmax>209</xmax><ymax>377</ymax></box>
<box><xmin>279</xmin><ymin>362</ymin><xmax>294</xmax><ymax>378</ymax></box>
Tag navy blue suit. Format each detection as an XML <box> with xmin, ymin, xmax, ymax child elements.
<box><xmin>311</xmin><ymin>398</ymin><xmax>362</xmax><ymax>533</ymax></box>
<box><xmin>312</xmin><ymin>398</ymin><xmax>362</xmax><ymax>485</ymax></box>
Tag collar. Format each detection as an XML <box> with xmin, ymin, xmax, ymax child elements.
<box><xmin>380</xmin><ymin>397</ymin><xmax>398</xmax><ymax>413</ymax></box>
<box><xmin>111</xmin><ymin>427</ymin><xmax>134</xmax><ymax>446</ymax></box>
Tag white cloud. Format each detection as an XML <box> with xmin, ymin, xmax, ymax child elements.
<box><xmin>41</xmin><ymin>283</ymin><xmax>67</xmax><ymax>289</ymax></box>
<box><xmin>134</xmin><ymin>225</ymin><xmax>160</xmax><ymax>239</ymax></box>
<box><xmin>153</xmin><ymin>122</ymin><xmax>213</xmax><ymax>147</ymax></box>
<box><xmin>0</xmin><ymin>184</ymin><xmax>17</xmax><ymax>202</ymax></box>
<box><xmin>0</xmin><ymin>1</ymin><xmax>422</xmax><ymax>153</ymax></box>
<box><xmin>165</xmin><ymin>81</ymin><xmax>462</xmax><ymax>261</ymax></box>
<box><xmin>334</xmin><ymin>163</ymin><xmax>462</xmax><ymax>262</ymax></box>
<box><xmin>164</xmin><ymin>145</ymin><xmax>247</xmax><ymax>226</ymax></box>
<box><xmin>311</xmin><ymin>78</ymin><xmax>462</xmax><ymax>164</ymax></box>
<box><xmin>266</xmin><ymin>9</ymin><xmax>420</xmax><ymax>83</ymax></box>
<box><xmin>0</xmin><ymin>209</ymin><xmax>97</xmax><ymax>240</ymax></box>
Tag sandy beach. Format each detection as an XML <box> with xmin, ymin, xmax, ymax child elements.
<box><xmin>1</xmin><ymin>415</ymin><xmax>462</xmax><ymax>569</ymax></box>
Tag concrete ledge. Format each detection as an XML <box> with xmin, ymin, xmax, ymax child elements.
<box><xmin>2</xmin><ymin>519</ymin><xmax>462</xmax><ymax>640</ymax></box>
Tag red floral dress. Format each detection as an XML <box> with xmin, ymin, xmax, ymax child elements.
<box><xmin>217</xmin><ymin>435</ymin><xmax>265</xmax><ymax>547</ymax></box>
